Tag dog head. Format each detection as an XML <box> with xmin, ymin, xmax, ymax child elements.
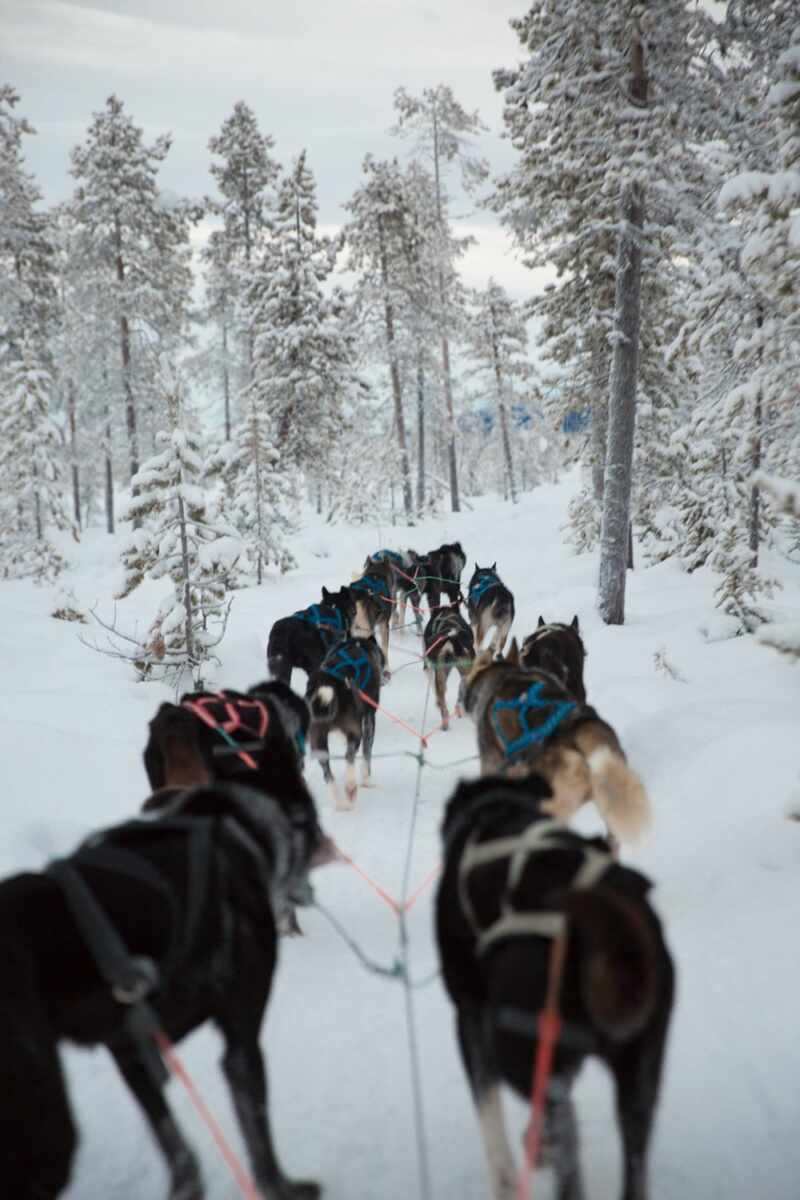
<box><xmin>248</xmin><ymin>679</ymin><xmax>309</xmax><ymax>762</ymax></box>
<box><xmin>520</xmin><ymin>616</ymin><xmax>587</xmax><ymax>703</ymax></box>
<box><xmin>321</xmin><ymin>585</ymin><xmax>358</xmax><ymax>634</ymax></box>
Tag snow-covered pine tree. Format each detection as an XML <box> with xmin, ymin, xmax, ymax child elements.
<box><xmin>246</xmin><ymin>152</ymin><xmax>361</xmax><ymax>473</ymax></box>
<box><xmin>492</xmin><ymin>1</ymin><xmax>722</xmax><ymax>548</ymax></box>
<box><xmin>212</xmin><ymin>384</ymin><xmax>297</xmax><ymax>584</ymax></box>
<box><xmin>69</xmin><ymin>96</ymin><xmax>193</xmax><ymax>483</ymax></box>
<box><xmin>464</xmin><ymin>279</ymin><xmax>530</xmax><ymax>504</ymax></box>
<box><xmin>392</xmin><ymin>84</ymin><xmax>489</xmax><ymax>514</ymax></box>
<box><xmin>0</xmin><ymin>335</ymin><xmax>69</xmax><ymax>581</ymax></box>
<box><xmin>206</xmin><ymin>101</ymin><xmax>280</xmax><ymax>393</ymax></box>
<box><xmin>117</xmin><ymin>367</ymin><xmax>240</xmax><ymax>684</ymax></box>
<box><xmin>0</xmin><ymin>85</ymin><xmax>58</xmax><ymax>357</ymax></box>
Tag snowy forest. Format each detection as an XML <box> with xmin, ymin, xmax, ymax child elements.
<box><xmin>2</xmin><ymin>1</ymin><xmax>799</xmax><ymax>678</ymax></box>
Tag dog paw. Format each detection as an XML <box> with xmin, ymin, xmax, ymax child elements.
<box><xmin>275</xmin><ymin>1180</ymin><xmax>321</xmax><ymax>1200</ymax></box>
<box><xmin>382</xmin><ymin>669</ymin><xmax>392</xmax><ymax>683</ymax></box>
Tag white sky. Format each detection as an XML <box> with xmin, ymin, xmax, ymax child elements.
<box><xmin>3</xmin><ymin>0</ymin><xmax>547</xmax><ymax>300</ymax></box>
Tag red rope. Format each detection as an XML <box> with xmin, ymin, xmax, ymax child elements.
<box><xmin>153</xmin><ymin>1030</ymin><xmax>261</xmax><ymax>1200</ymax></box>
<box><xmin>517</xmin><ymin>932</ymin><xmax>568</xmax><ymax>1200</ymax></box>
<box><xmin>335</xmin><ymin>848</ymin><xmax>402</xmax><ymax>914</ymax></box>
<box><xmin>403</xmin><ymin>864</ymin><xmax>441</xmax><ymax>912</ymax></box>
<box><xmin>356</xmin><ymin>688</ymin><xmax>429</xmax><ymax>748</ymax></box>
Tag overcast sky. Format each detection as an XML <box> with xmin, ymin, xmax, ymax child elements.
<box><xmin>3</xmin><ymin>0</ymin><xmax>554</xmax><ymax>299</ymax></box>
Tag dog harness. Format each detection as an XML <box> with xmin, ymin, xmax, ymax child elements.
<box><xmin>469</xmin><ymin>572</ymin><xmax>501</xmax><ymax>606</ymax></box>
<box><xmin>373</xmin><ymin>549</ymin><xmax>403</xmax><ymax>565</ymax></box>
<box><xmin>491</xmin><ymin>681</ymin><xmax>576</xmax><ymax>758</ymax></box>
<box><xmin>292</xmin><ymin>602</ymin><xmax>346</xmax><ymax>646</ymax></box>
<box><xmin>182</xmin><ymin>692</ymin><xmax>270</xmax><ymax>771</ymax></box>
<box><xmin>351</xmin><ymin>573</ymin><xmax>391</xmax><ymax>599</ymax></box>
<box><xmin>322</xmin><ymin>642</ymin><xmax>373</xmax><ymax>691</ymax></box>
<box><xmin>458</xmin><ymin>819</ymin><xmax>612</xmax><ymax>956</ymax></box>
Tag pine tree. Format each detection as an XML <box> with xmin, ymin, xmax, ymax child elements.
<box><xmin>392</xmin><ymin>85</ymin><xmax>489</xmax><ymax>513</ymax></box>
<box><xmin>69</xmin><ymin>96</ymin><xmax>193</xmax><ymax>483</ymax></box>
<box><xmin>492</xmin><ymin>1</ymin><xmax>722</xmax><ymax>541</ymax></box>
<box><xmin>246</xmin><ymin>152</ymin><xmax>361</xmax><ymax>470</ymax></box>
<box><xmin>0</xmin><ymin>336</ymin><xmax>69</xmax><ymax>581</ymax></box>
<box><xmin>464</xmin><ymin>280</ymin><xmax>532</xmax><ymax>503</ymax></box>
<box><xmin>206</xmin><ymin>101</ymin><xmax>280</xmax><ymax>391</ymax></box>
<box><xmin>117</xmin><ymin>367</ymin><xmax>240</xmax><ymax>683</ymax></box>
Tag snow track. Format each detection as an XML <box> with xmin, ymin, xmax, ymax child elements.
<box><xmin>2</xmin><ymin>475</ymin><xmax>799</xmax><ymax>1199</ymax></box>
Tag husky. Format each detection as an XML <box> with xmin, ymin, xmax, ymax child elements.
<box><xmin>0</xmin><ymin>765</ymin><xmax>334</xmax><ymax>1200</ymax></box>
<box><xmin>423</xmin><ymin>603</ymin><xmax>475</xmax><ymax>731</ymax></box>
<box><xmin>367</xmin><ymin>549</ymin><xmax>424</xmax><ymax>632</ymax></box>
<box><xmin>463</xmin><ymin>642</ymin><xmax>650</xmax><ymax>850</ymax></box>
<box><xmin>466</xmin><ymin>563</ymin><xmax>516</xmax><ymax>655</ymax></box>
<box><xmin>436</xmin><ymin>773</ymin><xmax>674</xmax><ymax>1200</ymax></box>
<box><xmin>520</xmin><ymin>615</ymin><xmax>587</xmax><ymax>704</ymax></box>
<box><xmin>267</xmin><ymin>585</ymin><xmax>358</xmax><ymax>687</ymax></box>
<box><xmin>306</xmin><ymin>635</ymin><xmax>385</xmax><ymax>810</ymax></box>
<box><xmin>417</xmin><ymin>541</ymin><xmax>467</xmax><ymax>615</ymax></box>
<box><xmin>350</xmin><ymin>556</ymin><xmax>395</xmax><ymax>675</ymax></box>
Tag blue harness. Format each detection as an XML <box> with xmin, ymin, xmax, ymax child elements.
<box><xmin>491</xmin><ymin>681</ymin><xmax>576</xmax><ymax>758</ymax></box>
<box><xmin>293</xmin><ymin>603</ymin><xmax>345</xmax><ymax>641</ymax></box>
<box><xmin>351</xmin><ymin>573</ymin><xmax>390</xmax><ymax>599</ymax></box>
<box><xmin>322</xmin><ymin>643</ymin><xmax>373</xmax><ymax>692</ymax></box>
<box><xmin>373</xmin><ymin>549</ymin><xmax>403</xmax><ymax>565</ymax></box>
<box><xmin>469</xmin><ymin>572</ymin><xmax>501</xmax><ymax>606</ymax></box>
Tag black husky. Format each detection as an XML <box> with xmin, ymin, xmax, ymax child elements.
<box><xmin>423</xmin><ymin>603</ymin><xmax>475</xmax><ymax>731</ymax></box>
<box><xmin>306</xmin><ymin>635</ymin><xmax>384</xmax><ymax>810</ymax></box>
<box><xmin>144</xmin><ymin>679</ymin><xmax>311</xmax><ymax>802</ymax></box>
<box><xmin>0</xmin><ymin>772</ymin><xmax>333</xmax><ymax>1200</ymax></box>
<box><xmin>436</xmin><ymin>774</ymin><xmax>674</xmax><ymax>1200</ymax></box>
<box><xmin>520</xmin><ymin>616</ymin><xmax>588</xmax><ymax>704</ymax></box>
<box><xmin>466</xmin><ymin>563</ymin><xmax>515</xmax><ymax>654</ymax></box>
<box><xmin>367</xmin><ymin>549</ymin><xmax>422</xmax><ymax>631</ymax></box>
<box><xmin>418</xmin><ymin>541</ymin><xmax>467</xmax><ymax>614</ymax></box>
<box><xmin>267</xmin><ymin>586</ymin><xmax>356</xmax><ymax>686</ymax></box>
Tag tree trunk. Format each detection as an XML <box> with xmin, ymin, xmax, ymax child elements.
<box><xmin>114</xmin><ymin>215</ymin><xmax>139</xmax><ymax>483</ymax></box>
<box><xmin>103</xmin><ymin>391</ymin><xmax>114</xmax><ymax>535</ymax></box>
<box><xmin>222</xmin><ymin>317</ymin><xmax>232</xmax><ymax>442</ymax></box>
<box><xmin>439</xmin><ymin>292</ymin><xmax>460</xmax><ymax>514</ymax></box>
<box><xmin>598</xmin><ymin>182</ymin><xmax>644</xmax><ymax>626</ymax></box>
<box><xmin>176</xmin><ymin>491</ymin><xmax>196</xmax><ymax>664</ymax></box>
<box><xmin>378</xmin><ymin>216</ymin><xmax>413</xmax><ymax>521</ymax></box>
<box><xmin>67</xmin><ymin>377</ymin><xmax>81</xmax><ymax>529</ymax></box>
<box><xmin>749</xmin><ymin>304</ymin><xmax>764</xmax><ymax>566</ymax></box>
<box><xmin>416</xmin><ymin>354</ymin><xmax>426</xmax><ymax>516</ymax></box>
<box><xmin>489</xmin><ymin>308</ymin><xmax>517</xmax><ymax>505</ymax></box>
<box><xmin>590</xmin><ymin>336</ymin><xmax>609</xmax><ymax>503</ymax></box>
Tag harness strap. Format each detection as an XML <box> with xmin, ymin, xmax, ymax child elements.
<box><xmin>351</xmin><ymin>573</ymin><xmax>390</xmax><ymax>598</ymax></box>
<box><xmin>47</xmin><ymin>856</ymin><xmax>168</xmax><ymax>1086</ymax></box>
<box><xmin>458</xmin><ymin>820</ymin><xmax>613</xmax><ymax>957</ymax></box>
<box><xmin>469</xmin><ymin>574</ymin><xmax>501</xmax><ymax>605</ymax></box>
<box><xmin>182</xmin><ymin>692</ymin><xmax>270</xmax><ymax>771</ymax></box>
<box><xmin>491</xmin><ymin>681</ymin><xmax>576</xmax><ymax>759</ymax></box>
<box><xmin>323</xmin><ymin>644</ymin><xmax>372</xmax><ymax>691</ymax></box>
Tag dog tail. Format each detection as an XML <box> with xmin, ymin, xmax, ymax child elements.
<box><xmin>309</xmin><ymin>684</ymin><xmax>338</xmax><ymax>721</ymax></box>
<box><xmin>563</xmin><ymin>886</ymin><xmax>662</xmax><ymax>1041</ymax></box>
<box><xmin>585</xmin><ymin>746</ymin><xmax>650</xmax><ymax>844</ymax></box>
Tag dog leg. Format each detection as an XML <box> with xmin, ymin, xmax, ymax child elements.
<box><xmin>344</xmin><ymin>734</ymin><xmax>359</xmax><ymax>808</ymax></box>
<box><xmin>380</xmin><ymin>619</ymin><xmax>391</xmax><ymax>680</ymax></box>
<box><xmin>111</xmin><ymin>1044</ymin><xmax>203</xmax><ymax>1200</ymax></box>
<box><xmin>544</xmin><ymin>1077</ymin><xmax>586</xmax><ymax>1200</ymax></box>
<box><xmin>435</xmin><ymin>667</ymin><xmax>450</xmax><ymax>731</ymax></box>
<box><xmin>457</xmin><ymin>1007</ymin><xmax>516</xmax><ymax>1200</ymax></box>
<box><xmin>612</xmin><ymin>992</ymin><xmax>672</xmax><ymax>1200</ymax></box>
<box><xmin>221</xmin><ymin>1037</ymin><xmax>320</xmax><ymax>1200</ymax></box>
<box><xmin>361</xmin><ymin>710</ymin><xmax>376</xmax><ymax>786</ymax></box>
<box><xmin>310</xmin><ymin>729</ymin><xmax>343</xmax><ymax>810</ymax></box>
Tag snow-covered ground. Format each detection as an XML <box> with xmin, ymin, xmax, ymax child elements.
<box><xmin>2</xmin><ymin>474</ymin><xmax>800</xmax><ymax>1199</ymax></box>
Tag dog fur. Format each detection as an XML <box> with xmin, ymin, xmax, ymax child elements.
<box><xmin>351</xmin><ymin>558</ymin><xmax>395</xmax><ymax>674</ymax></box>
<box><xmin>417</xmin><ymin>541</ymin><xmax>467</xmax><ymax>615</ymax></box>
<box><xmin>467</xmin><ymin>563</ymin><xmax>516</xmax><ymax>655</ymax></box>
<box><xmin>464</xmin><ymin>645</ymin><xmax>650</xmax><ymax>847</ymax></box>
<box><xmin>436</xmin><ymin>773</ymin><xmax>674</xmax><ymax>1200</ymax></box>
<box><xmin>0</xmin><ymin>778</ymin><xmax>330</xmax><ymax>1200</ymax></box>
<box><xmin>520</xmin><ymin>616</ymin><xmax>588</xmax><ymax>704</ymax></box>
<box><xmin>306</xmin><ymin>635</ymin><xmax>385</xmax><ymax>810</ymax></box>
<box><xmin>267</xmin><ymin>586</ymin><xmax>357</xmax><ymax>686</ymax></box>
<box><xmin>423</xmin><ymin>603</ymin><xmax>475</xmax><ymax>731</ymax></box>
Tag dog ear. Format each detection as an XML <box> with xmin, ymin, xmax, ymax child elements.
<box><xmin>538</xmin><ymin>615</ymin><xmax>545</xmax><ymax>627</ymax></box>
<box><xmin>322</xmin><ymin>586</ymin><xmax>331</xmax><ymax>601</ymax></box>
<box><xmin>491</xmin><ymin>561</ymin><xmax>497</xmax><ymax>571</ymax></box>
<box><xmin>562</xmin><ymin>887</ymin><xmax>662</xmax><ymax>1042</ymax></box>
<box><xmin>506</xmin><ymin>638</ymin><xmax>520</xmax><ymax>667</ymax></box>
<box><xmin>571</xmin><ymin>614</ymin><xmax>580</xmax><ymax>631</ymax></box>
